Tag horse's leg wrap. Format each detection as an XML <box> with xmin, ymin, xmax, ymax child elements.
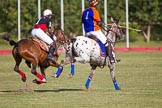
<box><xmin>36</xmin><ymin>80</ymin><xmax>44</xmax><ymax>84</ymax></box>
<box><xmin>113</xmin><ymin>79</ymin><xmax>120</xmax><ymax>90</ymax></box>
<box><xmin>40</xmin><ymin>66</ymin><xmax>46</xmax><ymax>79</ymax></box>
<box><xmin>18</xmin><ymin>70</ymin><xmax>26</xmax><ymax>78</ymax></box>
<box><xmin>31</xmin><ymin>68</ymin><xmax>45</xmax><ymax>84</ymax></box>
<box><xmin>85</xmin><ymin>75</ymin><xmax>92</xmax><ymax>88</ymax></box>
<box><xmin>32</xmin><ymin>73</ymin><xmax>46</xmax><ymax>84</ymax></box>
<box><xmin>71</xmin><ymin>62</ymin><xmax>75</xmax><ymax>75</ymax></box>
<box><xmin>18</xmin><ymin>70</ymin><xmax>26</xmax><ymax>82</ymax></box>
<box><xmin>85</xmin><ymin>67</ymin><xmax>96</xmax><ymax>89</ymax></box>
<box><xmin>35</xmin><ymin>72</ymin><xmax>44</xmax><ymax>80</ymax></box>
<box><xmin>109</xmin><ymin>63</ymin><xmax>121</xmax><ymax>90</ymax></box>
<box><xmin>55</xmin><ymin>65</ymin><xmax>63</xmax><ymax>78</ymax></box>
<box><xmin>32</xmin><ymin>79</ymin><xmax>46</xmax><ymax>84</ymax></box>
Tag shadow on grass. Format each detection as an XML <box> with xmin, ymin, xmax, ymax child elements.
<box><xmin>0</xmin><ymin>88</ymin><xmax>34</xmax><ymax>94</ymax></box>
<box><xmin>0</xmin><ymin>88</ymin><xmax>85</xmax><ymax>94</ymax></box>
<box><xmin>34</xmin><ymin>88</ymin><xmax>85</xmax><ymax>93</ymax></box>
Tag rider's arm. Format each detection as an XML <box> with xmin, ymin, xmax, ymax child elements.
<box><xmin>47</xmin><ymin>18</ymin><xmax>53</xmax><ymax>37</ymax></box>
<box><xmin>47</xmin><ymin>28</ymin><xmax>53</xmax><ymax>37</ymax></box>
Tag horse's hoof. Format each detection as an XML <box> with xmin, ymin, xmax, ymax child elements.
<box><xmin>32</xmin><ymin>79</ymin><xmax>38</xmax><ymax>84</ymax></box>
<box><xmin>42</xmin><ymin>78</ymin><xmax>46</xmax><ymax>83</ymax></box>
<box><xmin>32</xmin><ymin>79</ymin><xmax>44</xmax><ymax>85</ymax></box>
<box><xmin>86</xmin><ymin>86</ymin><xmax>89</xmax><ymax>90</ymax></box>
<box><xmin>55</xmin><ymin>71</ymin><xmax>62</xmax><ymax>78</ymax></box>
<box><xmin>22</xmin><ymin>77</ymin><xmax>26</xmax><ymax>82</ymax></box>
<box><xmin>51</xmin><ymin>74</ymin><xmax>56</xmax><ymax>78</ymax></box>
<box><xmin>67</xmin><ymin>74</ymin><xmax>73</xmax><ymax>78</ymax></box>
<box><xmin>86</xmin><ymin>87</ymin><xmax>93</xmax><ymax>91</ymax></box>
<box><xmin>115</xmin><ymin>87</ymin><xmax>121</xmax><ymax>90</ymax></box>
<box><xmin>54</xmin><ymin>74</ymin><xmax>58</xmax><ymax>78</ymax></box>
<box><xmin>51</xmin><ymin>74</ymin><xmax>60</xmax><ymax>78</ymax></box>
<box><xmin>116</xmin><ymin>88</ymin><xmax>121</xmax><ymax>90</ymax></box>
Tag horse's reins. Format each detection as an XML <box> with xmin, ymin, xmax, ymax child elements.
<box><xmin>103</xmin><ymin>23</ymin><xmax>123</xmax><ymax>46</ymax></box>
<box><xmin>101</xmin><ymin>23</ymin><xmax>115</xmax><ymax>46</ymax></box>
<box><xmin>99</xmin><ymin>23</ymin><xmax>121</xmax><ymax>67</ymax></box>
<box><xmin>53</xmin><ymin>28</ymin><xmax>66</xmax><ymax>44</ymax></box>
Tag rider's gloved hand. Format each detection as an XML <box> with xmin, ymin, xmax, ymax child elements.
<box><xmin>97</xmin><ymin>21</ymin><xmax>105</xmax><ymax>27</ymax></box>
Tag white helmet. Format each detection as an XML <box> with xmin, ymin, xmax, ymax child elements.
<box><xmin>43</xmin><ymin>9</ymin><xmax>53</xmax><ymax>16</ymax></box>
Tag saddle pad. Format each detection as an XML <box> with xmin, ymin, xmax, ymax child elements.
<box><xmin>29</xmin><ymin>37</ymin><xmax>49</xmax><ymax>52</ymax></box>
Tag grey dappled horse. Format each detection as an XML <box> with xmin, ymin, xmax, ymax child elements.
<box><xmin>58</xmin><ymin>18</ymin><xmax>124</xmax><ymax>90</ymax></box>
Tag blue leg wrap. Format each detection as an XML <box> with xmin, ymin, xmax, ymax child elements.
<box><xmin>71</xmin><ymin>62</ymin><xmax>75</xmax><ymax>75</ymax></box>
<box><xmin>113</xmin><ymin>80</ymin><xmax>120</xmax><ymax>90</ymax></box>
<box><xmin>55</xmin><ymin>66</ymin><xmax>63</xmax><ymax>78</ymax></box>
<box><xmin>85</xmin><ymin>76</ymin><xmax>92</xmax><ymax>88</ymax></box>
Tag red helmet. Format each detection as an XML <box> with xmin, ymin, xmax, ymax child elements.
<box><xmin>89</xmin><ymin>0</ymin><xmax>99</xmax><ymax>7</ymax></box>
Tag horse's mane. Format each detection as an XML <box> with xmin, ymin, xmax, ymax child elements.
<box><xmin>54</xmin><ymin>26</ymin><xmax>62</xmax><ymax>30</ymax></box>
<box><xmin>71</xmin><ymin>38</ymin><xmax>77</xmax><ymax>43</ymax></box>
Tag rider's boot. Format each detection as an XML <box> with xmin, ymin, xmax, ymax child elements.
<box><xmin>47</xmin><ymin>42</ymin><xmax>56</xmax><ymax>61</ymax></box>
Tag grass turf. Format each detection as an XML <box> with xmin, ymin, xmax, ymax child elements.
<box><xmin>0</xmin><ymin>52</ymin><xmax>162</xmax><ymax>108</ymax></box>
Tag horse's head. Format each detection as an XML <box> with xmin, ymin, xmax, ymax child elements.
<box><xmin>106</xmin><ymin>17</ymin><xmax>124</xmax><ymax>43</ymax></box>
<box><xmin>53</xmin><ymin>26</ymin><xmax>66</xmax><ymax>44</ymax></box>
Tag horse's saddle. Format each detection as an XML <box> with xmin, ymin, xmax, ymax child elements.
<box><xmin>88</xmin><ymin>35</ymin><xmax>106</xmax><ymax>57</ymax></box>
<box><xmin>29</xmin><ymin>37</ymin><xmax>49</xmax><ymax>52</ymax></box>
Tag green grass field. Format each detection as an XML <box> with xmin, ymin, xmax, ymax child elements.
<box><xmin>1</xmin><ymin>38</ymin><xmax>162</xmax><ymax>50</ymax></box>
<box><xmin>0</xmin><ymin>52</ymin><xmax>162</xmax><ymax>108</ymax></box>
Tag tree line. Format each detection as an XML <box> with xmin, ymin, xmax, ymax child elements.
<box><xmin>0</xmin><ymin>0</ymin><xmax>162</xmax><ymax>42</ymax></box>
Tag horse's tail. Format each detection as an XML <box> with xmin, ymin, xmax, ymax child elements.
<box><xmin>3</xmin><ymin>35</ymin><xmax>18</xmax><ymax>46</ymax></box>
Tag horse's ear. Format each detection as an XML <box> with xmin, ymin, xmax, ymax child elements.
<box><xmin>110</xmin><ymin>17</ymin><xmax>114</xmax><ymax>23</ymax></box>
<box><xmin>54</xmin><ymin>26</ymin><xmax>56</xmax><ymax>30</ymax></box>
<box><xmin>54</xmin><ymin>26</ymin><xmax>62</xmax><ymax>30</ymax></box>
<box><xmin>116</xmin><ymin>19</ymin><xmax>119</xmax><ymax>24</ymax></box>
<box><xmin>116</xmin><ymin>16</ymin><xmax>121</xmax><ymax>24</ymax></box>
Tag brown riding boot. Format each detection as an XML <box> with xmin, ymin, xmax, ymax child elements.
<box><xmin>105</xmin><ymin>45</ymin><xmax>116</xmax><ymax>63</ymax></box>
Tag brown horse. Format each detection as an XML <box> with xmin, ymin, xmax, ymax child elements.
<box><xmin>3</xmin><ymin>26</ymin><xmax>66</xmax><ymax>84</ymax></box>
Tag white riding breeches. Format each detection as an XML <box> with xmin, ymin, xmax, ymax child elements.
<box><xmin>86</xmin><ymin>30</ymin><xmax>115</xmax><ymax>60</ymax></box>
<box><xmin>31</xmin><ymin>28</ymin><xmax>53</xmax><ymax>45</ymax></box>
<box><xmin>86</xmin><ymin>30</ymin><xmax>107</xmax><ymax>44</ymax></box>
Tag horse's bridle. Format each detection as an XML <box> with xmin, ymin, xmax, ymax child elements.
<box><xmin>53</xmin><ymin>28</ymin><xmax>66</xmax><ymax>44</ymax></box>
<box><xmin>106</xmin><ymin>23</ymin><xmax>124</xmax><ymax>45</ymax></box>
<box><xmin>108</xmin><ymin>23</ymin><xmax>123</xmax><ymax>38</ymax></box>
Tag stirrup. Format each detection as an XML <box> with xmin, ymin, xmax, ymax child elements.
<box><xmin>109</xmin><ymin>57</ymin><xmax>115</xmax><ymax>63</ymax></box>
<box><xmin>110</xmin><ymin>59</ymin><xmax>115</xmax><ymax>63</ymax></box>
